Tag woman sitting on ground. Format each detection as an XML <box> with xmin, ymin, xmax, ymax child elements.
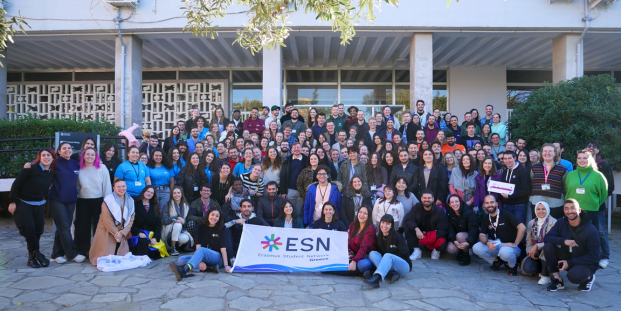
<box><xmin>347</xmin><ymin>205</ymin><xmax>376</xmax><ymax>274</ymax></box>
<box><xmin>274</xmin><ymin>199</ymin><xmax>304</xmax><ymax>228</ymax></box>
<box><xmin>312</xmin><ymin>202</ymin><xmax>347</xmax><ymax>232</ymax></box>
<box><xmin>521</xmin><ymin>201</ymin><xmax>557</xmax><ymax>286</ymax></box>
<box><xmin>162</xmin><ymin>186</ymin><xmax>194</xmax><ymax>256</ymax></box>
<box><xmin>130</xmin><ymin>186</ymin><xmax>162</xmax><ymax>259</ymax></box>
<box><xmin>364</xmin><ymin>214</ymin><xmax>412</xmax><ymax>288</ymax></box>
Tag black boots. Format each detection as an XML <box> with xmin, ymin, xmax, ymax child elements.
<box><xmin>364</xmin><ymin>273</ymin><xmax>382</xmax><ymax>288</ymax></box>
<box><xmin>205</xmin><ymin>264</ymin><xmax>220</xmax><ymax>274</ymax></box>
<box><xmin>490</xmin><ymin>256</ymin><xmax>505</xmax><ymax>271</ymax></box>
<box><xmin>27</xmin><ymin>251</ymin><xmax>40</xmax><ymax>268</ymax></box>
<box><xmin>385</xmin><ymin>270</ymin><xmax>400</xmax><ymax>284</ymax></box>
<box><xmin>458</xmin><ymin>250</ymin><xmax>471</xmax><ymax>266</ymax></box>
<box><xmin>169</xmin><ymin>262</ymin><xmax>190</xmax><ymax>281</ymax></box>
<box><xmin>35</xmin><ymin>251</ymin><xmax>50</xmax><ymax>267</ymax></box>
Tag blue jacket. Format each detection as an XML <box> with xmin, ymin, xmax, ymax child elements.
<box><xmin>544</xmin><ymin>211</ymin><xmax>600</xmax><ymax>271</ymax></box>
<box><xmin>48</xmin><ymin>156</ymin><xmax>80</xmax><ymax>203</ymax></box>
<box><xmin>303</xmin><ymin>182</ymin><xmax>342</xmax><ymax>226</ymax></box>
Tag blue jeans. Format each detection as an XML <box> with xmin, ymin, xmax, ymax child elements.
<box><xmin>472</xmin><ymin>241</ymin><xmax>521</xmax><ymax>268</ymax></box>
<box><xmin>49</xmin><ymin>200</ymin><xmax>79</xmax><ymax>260</ymax></box>
<box><xmin>356</xmin><ymin>256</ymin><xmax>373</xmax><ymax>273</ymax></box>
<box><xmin>155</xmin><ymin>186</ymin><xmax>170</xmax><ymax>212</ymax></box>
<box><xmin>598</xmin><ymin>209</ymin><xmax>610</xmax><ymax>259</ymax></box>
<box><xmin>503</xmin><ymin>203</ymin><xmax>526</xmax><ymax>225</ymax></box>
<box><xmin>368</xmin><ymin>251</ymin><xmax>410</xmax><ymax>280</ymax></box>
<box><xmin>177</xmin><ymin>247</ymin><xmax>223</xmax><ymax>271</ymax></box>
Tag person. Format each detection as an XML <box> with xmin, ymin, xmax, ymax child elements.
<box><xmin>231</xmin><ymin>109</ymin><xmax>244</xmax><ymax>137</ymax></box>
<box><xmin>264</xmin><ymin>105</ymin><xmax>281</xmax><ymax>129</ymax></box>
<box><xmin>446</xmin><ymin>194</ymin><xmax>478</xmax><ymax>266</ymax></box>
<box><xmin>372</xmin><ymin>185</ymin><xmax>404</xmax><ymax>229</ymax></box>
<box><xmin>399</xmin><ymin>111</ymin><xmax>416</xmax><ymax>144</ymax></box>
<box><xmin>473</xmin><ymin>156</ymin><xmax>503</xmax><ymax>219</ymax></box>
<box><xmin>213</xmin><ymin>106</ymin><xmax>230</xmax><ymax>133</ymax></box>
<box><xmin>274</xmin><ymin>199</ymin><xmax>304</xmax><ymax>228</ymax></box>
<box><xmin>446</xmin><ymin>116</ymin><xmax>462</xmax><ymax>144</ymax></box>
<box><xmin>346</xmin><ymin>205</ymin><xmax>376</xmax><ymax>274</ymax></box>
<box><xmin>243</xmin><ymin>107</ymin><xmax>266</xmax><ymax>136</ymax></box>
<box><xmin>459</xmin><ymin>122</ymin><xmax>482</xmax><ymax>150</ymax></box>
<box><xmin>114</xmin><ymin>146</ymin><xmax>151</xmax><ymax>198</ymax></box>
<box><xmin>130</xmin><ymin>186</ymin><xmax>162</xmax><ymax>259</ymax></box>
<box><xmin>521</xmin><ymin>201</ymin><xmax>557</xmax><ymax>285</ymax></box>
<box><xmin>472</xmin><ymin>195</ymin><xmax>526</xmax><ymax>276</ymax></box>
<box><xmin>255</xmin><ymin>181</ymin><xmax>284</xmax><ymax>226</ymax></box>
<box><xmin>139</xmin><ymin>134</ymin><xmax>161</xmax><ymax>159</ymax></box>
<box><xmin>417</xmin><ymin>149</ymin><xmax>449</xmax><ymax>207</ymax></box>
<box><xmin>481</xmin><ymin>123</ymin><xmax>492</xmax><ymax>145</ymax></box>
<box><xmin>395</xmin><ymin>177</ymin><xmax>420</xmax><ymax>217</ymax></box>
<box><xmin>163</xmin><ymin>126</ymin><xmax>181</xmax><ymax>154</ymax></box>
<box><xmin>382</xmin><ymin>150</ymin><xmax>397</xmax><ymax>181</ymax></box>
<box><xmin>327</xmin><ymin>104</ymin><xmax>345</xmax><ymax>133</ymax></box>
<box><xmin>585</xmin><ymin>140</ymin><xmax>615</xmax><ymax>269</ymax></box>
<box><xmin>162</xmin><ymin>186</ymin><xmax>194</xmax><ymax>255</ymax></box>
<box><xmin>449</xmin><ymin>154</ymin><xmax>478</xmax><ymax>208</ymax></box>
<box><xmin>296</xmin><ymin>153</ymin><xmax>321</xmax><ymax>199</ymax></box>
<box><xmin>185</xmin><ymin>109</ymin><xmax>201</xmax><ymax>134</ymax></box>
<box><xmin>169</xmin><ymin>147</ymin><xmax>184</xmax><ymax>181</ymax></box>
<box><xmin>378</xmin><ymin>119</ymin><xmax>401</xmax><ymax>143</ymax></box>
<box><xmin>367</xmin><ymin>153</ymin><xmax>387</xmax><ymax>195</ymax></box>
<box><xmin>529</xmin><ymin>149</ymin><xmax>540</xmax><ymax>166</ymax></box>
<box><xmin>71</xmin><ymin>137</ymin><xmax>97</xmax><ymax>161</ymax></box>
<box><xmin>211</xmin><ymin>163</ymin><xmax>233</xmax><ymax>206</ymax></box>
<box><xmin>389</xmin><ymin>150</ymin><xmax>419</xmax><ymax>195</ymax></box>
<box><xmin>529</xmin><ymin>143</ymin><xmax>567</xmax><ymax>220</ymax></box>
<box><xmin>500</xmin><ymin>151</ymin><xmax>532</xmax><ymax>224</ymax></box>
<box><xmin>403</xmin><ymin>190</ymin><xmax>448</xmax><ymax>261</ymax></box>
<box><xmin>343</xmin><ymin>106</ymin><xmax>359</xmax><ymax>134</ymax></box>
<box><xmin>364</xmin><ymin>214</ymin><xmax>412</xmax><ymax>288</ymax></box>
<box><xmin>311</xmin><ymin>112</ymin><xmax>328</xmax><ymax>140</ymax></box>
<box><xmin>413</xmin><ymin>100</ymin><xmax>431</xmax><ymax>127</ymax></box>
<box><xmin>441</xmin><ymin>131</ymin><xmax>465</xmax><ymax>155</ymax></box>
<box><xmin>338</xmin><ymin>146</ymin><xmax>367</xmax><ymax>188</ymax></box>
<box><xmin>193</xmin><ymin>118</ymin><xmax>208</xmax><ymax>141</ymax></box>
<box><xmin>340</xmin><ymin>176</ymin><xmax>374</xmax><ymax>228</ymax></box>
<box><xmin>233</xmin><ymin>148</ymin><xmax>254</xmax><ymax>177</ymax></box>
<box><xmin>544</xmin><ymin>199</ymin><xmax>600</xmax><ymax>292</ymax></box>
<box><xmin>170</xmin><ymin>206</ymin><xmax>234</xmax><ymax>280</ymax></box>
<box><xmin>177</xmin><ymin>153</ymin><xmax>207</xmax><ymax>203</ymax></box>
<box><xmin>423</xmin><ymin>115</ymin><xmax>439</xmax><ymax>143</ymax></box>
<box><xmin>48</xmin><ymin>142</ymin><xmax>85</xmax><ymax>264</ymax></box>
<box><xmin>260</xmin><ymin>146</ymin><xmax>282</xmax><ymax>187</ymax></box>
<box><xmin>9</xmin><ymin>148</ymin><xmax>57</xmax><ymax>268</ymax></box>
<box><xmin>312</xmin><ymin>202</ymin><xmax>347</xmax><ymax>231</ymax></box>
<box><xmin>281</xmin><ymin>108</ymin><xmax>307</xmax><ymax>139</ymax></box>
<box><xmin>489</xmin><ymin>133</ymin><xmax>505</xmax><ymax>158</ymax></box>
<box><xmin>101</xmin><ymin>142</ymin><xmax>121</xmax><ymax>186</ymax></box>
<box><xmin>207</xmin><ymin>122</ymin><xmax>221</xmax><ymax>143</ymax></box>
<box><xmin>302</xmin><ymin>165</ymin><xmax>342</xmax><ymax>227</ymax></box>
<box><xmin>491</xmin><ymin>113</ymin><xmax>507</xmax><ymax>146</ymax></box>
<box><xmin>442</xmin><ymin>151</ymin><xmax>457</xmax><ymax>179</ymax></box>
<box><xmin>518</xmin><ymin>149</ymin><xmax>532</xmax><ymax>173</ymax></box>
<box><xmin>279</xmin><ymin>142</ymin><xmax>309</xmax><ymax>217</ymax></box>
<box><xmin>459</xmin><ymin>112</ymin><xmax>481</xmax><ymax>137</ymax></box>
<box><xmin>505</xmin><ymin>140</ymin><xmax>517</xmax><ymax>153</ymax></box>
<box><xmin>187</xmin><ymin>183</ymin><xmax>222</xmax><ymax>240</ymax></box>
<box><xmin>230</xmin><ymin>199</ymin><xmax>269</xmax><ymax>254</ymax></box>
<box><xmin>240</xmin><ymin>165</ymin><xmax>265</xmax><ymax>203</ymax></box>
<box><xmin>146</xmin><ymin>148</ymin><xmax>175</xmax><ymax>210</ymax></box>
<box><xmin>75</xmin><ymin>147</ymin><xmax>112</xmax><ymax>258</ymax></box>
<box><xmin>200</xmin><ymin>149</ymin><xmax>219</xmax><ymax>185</ymax></box>
<box><xmin>89</xmin><ymin>179</ymin><xmax>135</xmax><ymax>265</ymax></box>
<box><xmin>332</xmin><ymin>130</ymin><xmax>347</xmax><ymax>154</ymax></box>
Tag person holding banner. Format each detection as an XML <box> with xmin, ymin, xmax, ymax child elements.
<box><xmin>364</xmin><ymin>214</ymin><xmax>412</xmax><ymax>288</ymax></box>
<box><xmin>230</xmin><ymin>199</ymin><xmax>269</xmax><ymax>255</ymax></box>
<box><xmin>303</xmin><ymin>165</ymin><xmax>343</xmax><ymax>228</ymax></box>
<box><xmin>170</xmin><ymin>206</ymin><xmax>234</xmax><ymax>280</ymax></box>
<box><xmin>348</xmin><ymin>205</ymin><xmax>375</xmax><ymax>273</ymax></box>
<box><xmin>274</xmin><ymin>200</ymin><xmax>304</xmax><ymax>228</ymax></box>
<box><xmin>312</xmin><ymin>202</ymin><xmax>347</xmax><ymax>231</ymax></box>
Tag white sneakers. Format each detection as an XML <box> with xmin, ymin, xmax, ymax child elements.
<box><xmin>72</xmin><ymin>254</ymin><xmax>86</xmax><ymax>263</ymax></box>
<box><xmin>599</xmin><ymin>259</ymin><xmax>609</xmax><ymax>269</ymax></box>
<box><xmin>409</xmin><ymin>248</ymin><xmax>422</xmax><ymax>261</ymax></box>
<box><xmin>53</xmin><ymin>254</ymin><xmax>86</xmax><ymax>264</ymax></box>
<box><xmin>538</xmin><ymin>276</ymin><xmax>551</xmax><ymax>285</ymax></box>
<box><xmin>431</xmin><ymin>249</ymin><xmax>441</xmax><ymax>260</ymax></box>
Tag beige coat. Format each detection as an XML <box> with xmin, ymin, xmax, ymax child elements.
<box><xmin>525</xmin><ymin>216</ymin><xmax>557</xmax><ymax>261</ymax></box>
<box><xmin>89</xmin><ymin>201</ymin><xmax>135</xmax><ymax>265</ymax></box>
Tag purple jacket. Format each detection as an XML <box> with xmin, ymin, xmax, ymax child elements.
<box><xmin>473</xmin><ymin>172</ymin><xmax>503</xmax><ymax>209</ymax></box>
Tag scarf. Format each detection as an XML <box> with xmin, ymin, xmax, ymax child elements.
<box><xmin>103</xmin><ymin>192</ymin><xmax>135</xmax><ymax>229</ymax></box>
<box><xmin>531</xmin><ymin>201</ymin><xmax>551</xmax><ymax>245</ymax></box>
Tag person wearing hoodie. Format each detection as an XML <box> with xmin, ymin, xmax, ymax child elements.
<box><xmin>544</xmin><ymin>199</ymin><xmax>600</xmax><ymax>292</ymax></box>
<box><xmin>403</xmin><ymin>190</ymin><xmax>449</xmax><ymax>261</ymax></box>
<box><xmin>389</xmin><ymin>150</ymin><xmax>419</xmax><ymax>195</ymax></box>
<box><xmin>500</xmin><ymin>151</ymin><xmax>532</xmax><ymax>225</ymax></box>
<box><xmin>364</xmin><ymin>214</ymin><xmax>412</xmax><ymax>288</ymax></box>
<box><xmin>585</xmin><ymin>140</ymin><xmax>615</xmax><ymax>269</ymax></box>
<box><xmin>229</xmin><ymin>199</ymin><xmax>268</xmax><ymax>255</ymax></box>
<box><xmin>446</xmin><ymin>194</ymin><xmax>478</xmax><ymax>266</ymax></box>
<box><xmin>303</xmin><ymin>165</ymin><xmax>343</xmax><ymax>227</ymax></box>
<box><xmin>340</xmin><ymin>176</ymin><xmax>374</xmax><ymax>228</ymax></box>
<box><xmin>521</xmin><ymin>201</ymin><xmax>557</xmax><ymax>286</ymax></box>
<box><xmin>490</xmin><ymin>113</ymin><xmax>507</xmax><ymax>146</ymax></box>
<box><xmin>256</xmin><ymin>181</ymin><xmax>284</xmax><ymax>226</ymax></box>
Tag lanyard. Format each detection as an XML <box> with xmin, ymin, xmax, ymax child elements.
<box><xmin>350</xmin><ymin>162</ymin><xmax>355</xmax><ymax>179</ymax></box>
<box><xmin>353</xmin><ymin>195</ymin><xmax>362</xmax><ymax>210</ymax></box>
<box><xmin>543</xmin><ymin>163</ymin><xmax>551</xmax><ymax>183</ymax></box>
<box><xmin>383</xmin><ymin>201</ymin><xmax>391</xmax><ymax>215</ymax></box>
<box><xmin>130</xmin><ymin>162</ymin><xmax>140</xmax><ymax>180</ymax></box>
<box><xmin>318</xmin><ymin>184</ymin><xmax>329</xmax><ymax>203</ymax></box>
<box><xmin>578</xmin><ymin>171</ymin><xmax>592</xmax><ymax>187</ymax></box>
<box><xmin>489</xmin><ymin>210</ymin><xmax>500</xmax><ymax>232</ymax></box>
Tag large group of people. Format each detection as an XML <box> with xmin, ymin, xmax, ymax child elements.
<box><xmin>8</xmin><ymin>102</ymin><xmax>614</xmax><ymax>291</ymax></box>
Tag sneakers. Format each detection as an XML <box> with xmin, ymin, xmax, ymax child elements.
<box><xmin>507</xmin><ymin>265</ymin><xmax>518</xmax><ymax>276</ymax></box>
<box><xmin>53</xmin><ymin>256</ymin><xmax>68</xmax><ymax>264</ymax></box>
<box><xmin>71</xmin><ymin>254</ymin><xmax>86</xmax><ymax>263</ymax></box>
<box><xmin>578</xmin><ymin>275</ymin><xmax>596</xmax><ymax>292</ymax></box>
<box><xmin>489</xmin><ymin>257</ymin><xmax>505</xmax><ymax>271</ymax></box>
<box><xmin>409</xmin><ymin>248</ymin><xmax>422</xmax><ymax>261</ymax></box>
<box><xmin>599</xmin><ymin>259</ymin><xmax>609</xmax><ymax>269</ymax></box>
<box><xmin>385</xmin><ymin>270</ymin><xmax>400</xmax><ymax>284</ymax></box>
<box><xmin>170</xmin><ymin>247</ymin><xmax>179</xmax><ymax>256</ymax></box>
<box><xmin>431</xmin><ymin>249</ymin><xmax>440</xmax><ymax>260</ymax></box>
<box><xmin>364</xmin><ymin>273</ymin><xmax>382</xmax><ymax>288</ymax></box>
<box><xmin>538</xmin><ymin>276</ymin><xmax>552</xmax><ymax>285</ymax></box>
<box><xmin>547</xmin><ymin>278</ymin><xmax>565</xmax><ymax>292</ymax></box>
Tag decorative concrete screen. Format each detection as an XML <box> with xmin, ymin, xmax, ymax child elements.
<box><xmin>6</xmin><ymin>81</ymin><xmax>226</xmax><ymax>137</ymax></box>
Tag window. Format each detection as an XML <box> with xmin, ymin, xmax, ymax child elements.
<box><xmin>232</xmin><ymin>70</ymin><xmax>262</xmax><ymax>83</ymax></box>
<box><xmin>232</xmin><ymin>85</ymin><xmax>263</xmax><ymax>112</ymax></box>
<box><xmin>24</xmin><ymin>72</ymin><xmax>72</xmax><ymax>82</ymax></box>
<box><xmin>286</xmin><ymin>70</ymin><xmax>337</xmax><ymax>83</ymax></box>
<box><xmin>75</xmin><ymin>72</ymin><xmax>115</xmax><ymax>81</ymax></box>
<box><xmin>506</xmin><ymin>70</ymin><xmax>552</xmax><ymax>84</ymax></box>
<box><xmin>340</xmin><ymin>70</ymin><xmax>392</xmax><ymax>83</ymax></box>
<box><xmin>143</xmin><ymin>71</ymin><xmax>176</xmax><ymax>80</ymax></box>
<box><xmin>506</xmin><ymin>86</ymin><xmax>541</xmax><ymax>109</ymax></box>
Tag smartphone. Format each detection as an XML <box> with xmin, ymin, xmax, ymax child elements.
<box><xmin>557</xmin><ymin>262</ymin><xmax>564</xmax><ymax>269</ymax></box>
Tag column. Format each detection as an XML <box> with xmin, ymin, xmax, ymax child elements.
<box><xmin>0</xmin><ymin>52</ymin><xmax>6</xmax><ymax>119</ymax></box>
<box><xmin>115</xmin><ymin>35</ymin><xmax>142</xmax><ymax>132</ymax></box>
<box><xmin>409</xmin><ymin>33</ymin><xmax>433</xmax><ymax>113</ymax></box>
<box><xmin>552</xmin><ymin>34</ymin><xmax>582</xmax><ymax>84</ymax></box>
<box><xmin>262</xmin><ymin>45</ymin><xmax>283</xmax><ymax>108</ymax></box>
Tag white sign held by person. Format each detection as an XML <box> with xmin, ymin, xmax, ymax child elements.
<box><xmin>232</xmin><ymin>225</ymin><xmax>349</xmax><ymax>272</ymax></box>
<box><xmin>488</xmin><ymin>180</ymin><xmax>516</xmax><ymax>195</ymax></box>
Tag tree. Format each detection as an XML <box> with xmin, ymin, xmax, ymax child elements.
<box><xmin>508</xmin><ymin>74</ymin><xmax>621</xmax><ymax>170</ymax></box>
<box><xmin>182</xmin><ymin>0</ymin><xmax>398</xmax><ymax>54</ymax></box>
<box><xmin>0</xmin><ymin>8</ymin><xmax>28</xmax><ymax>66</ymax></box>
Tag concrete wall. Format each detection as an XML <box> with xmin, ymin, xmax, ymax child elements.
<box><xmin>447</xmin><ymin>67</ymin><xmax>508</xmax><ymax>124</ymax></box>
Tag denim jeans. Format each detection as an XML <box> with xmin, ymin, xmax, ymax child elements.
<box><xmin>598</xmin><ymin>209</ymin><xmax>610</xmax><ymax>259</ymax></box>
<box><xmin>49</xmin><ymin>200</ymin><xmax>79</xmax><ymax>260</ymax></box>
<box><xmin>472</xmin><ymin>241</ymin><xmax>521</xmax><ymax>268</ymax></box>
<box><xmin>177</xmin><ymin>247</ymin><xmax>223</xmax><ymax>271</ymax></box>
<box><xmin>356</xmin><ymin>256</ymin><xmax>373</xmax><ymax>273</ymax></box>
<box><xmin>503</xmin><ymin>203</ymin><xmax>527</xmax><ymax>225</ymax></box>
<box><xmin>155</xmin><ymin>186</ymin><xmax>170</xmax><ymax>212</ymax></box>
<box><xmin>368</xmin><ymin>251</ymin><xmax>410</xmax><ymax>280</ymax></box>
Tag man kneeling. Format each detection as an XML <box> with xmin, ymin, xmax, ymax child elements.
<box><xmin>544</xmin><ymin>199</ymin><xmax>600</xmax><ymax>292</ymax></box>
<box><xmin>403</xmin><ymin>190</ymin><xmax>449</xmax><ymax>261</ymax></box>
<box><xmin>473</xmin><ymin>195</ymin><xmax>525</xmax><ymax>276</ymax></box>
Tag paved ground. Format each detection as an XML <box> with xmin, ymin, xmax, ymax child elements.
<box><xmin>0</xmin><ymin>218</ymin><xmax>620</xmax><ymax>311</ymax></box>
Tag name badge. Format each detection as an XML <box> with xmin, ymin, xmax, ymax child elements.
<box><xmin>542</xmin><ymin>184</ymin><xmax>550</xmax><ymax>191</ymax></box>
<box><xmin>370</xmin><ymin>185</ymin><xmax>377</xmax><ymax>191</ymax></box>
<box><xmin>135</xmin><ymin>181</ymin><xmax>142</xmax><ymax>186</ymax></box>
<box><xmin>194</xmin><ymin>186</ymin><xmax>199</xmax><ymax>191</ymax></box>
<box><xmin>292</xmin><ymin>129</ymin><xmax>297</xmax><ymax>133</ymax></box>
<box><xmin>576</xmin><ymin>188</ymin><xmax>586</xmax><ymax>194</ymax></box>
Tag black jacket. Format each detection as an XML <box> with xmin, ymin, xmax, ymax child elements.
<box><xmin>131</xmin><ymin>199</ymin><xmax>162</xmax><ymax>241</ymax></box>
<box><xmin>256</xmin><ymin>195</ymin><xmax>285</xmax><ymax>226</ymax></box>
<box><xmin>339</xmin><ymin>191</ymin><xmax>374</xmax><ymax>228</ymax></box>
<box><xmin>501</xmin><ymin>162</ymin><xmax>531</xmax><ymax>205</ymax></box>
<box><xmin>403</xmin><ymin>203</ymin><xmax>449</xmax><ymax>240</ymax></box>
<box><xmin>187</xmin><ymin>197</ymin><xmax>222</xmax><ymax>225</ymax></box>
<box><xmin>279</xmin><ymin>154</ymin><xmax>309</xmax><ymax>195</ymax></box>
<box><xmin>399</xmin><ymin>122</ymin><xmax>419</xmax><ymax>143</ymax></box>
<box><xmin>417</xmin><ymin>164</ymin><xmax>449</xmax><ymax>203</ymax></box>
<box><xmin>389</xmin><ymin>162</ymin><xmax>419</xmax><ymax>194</ymax></box>
<box><xmin>377</xmin><ymin>128</ymin><xmax>403</xmax><ymax>142</ymax></box>
<box><xmin>376</xmin><ymin>232</ymin><xmax>413</xmax><ymax>271</ymax></box>
<box><xmin>176</xmin><ymin>166</ymin><xmax>208</xmax><ymax>202</ymax></box>
<box><xmin>9</xmin><ymin>165</ymin><xmax>54</xmax><ymax>204</ymax></box>
<box><xmin>446</xmin><ymin>203</ymin><xmax>479</xmax><ymax>245</ymax></box>
<box><xmin>544</xmin><ymin>211</ymin><xmax>600</xmax><ymax>271</ymax></box>
<box><xmin>230</xmin><ymin>214</ymin><xmax>269</xmax><ymax>251</ymax></box>
<box><xmin>596</xmin><ymin>158</ymin><xmax>615</xmax><ymax>211</ymax></box>
<box><xmin>312</xmin><ymin>219</ymin><xmax>347</xmax><ymax>231</ymax></box>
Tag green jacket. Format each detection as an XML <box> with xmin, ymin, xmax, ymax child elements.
<box><xmin>328</xmin><ymin>115</ymin><xmax>346</xmax><ymax>133</ymax></box>
<box><xmin>565</xmin><ymin>166</ymin><xmax>608</xmax><ymax>212</ymax></box>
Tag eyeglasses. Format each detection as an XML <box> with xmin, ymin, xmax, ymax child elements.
<box><xmin>586</xmin><ymin>144</ymin><xmax>598</xmax><ymax>149</ymax></box>
<box><xmin>201</xmin><ymin>189</ymin><xmax>211</xmax><ymax>193</ymax></box>
<box><xmin>317</xmin><ymin>173</ymin><xmax>328</xmax><ymax>176</ymax></box>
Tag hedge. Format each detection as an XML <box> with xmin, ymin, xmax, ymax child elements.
<box><xmin>508</xmin><ymin>74</ymin><xmax>621</xmax><ymax>170</ymax></box>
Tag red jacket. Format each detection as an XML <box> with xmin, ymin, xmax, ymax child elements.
<box><xmin>243</xmin><ymin>117</ymin><xmax>265</xmax><ymax>136</ymax></box>
<box><xmin>348</xmin><ymin>223</ymin><xmax>376</xmax><ymax>263</ymax></box>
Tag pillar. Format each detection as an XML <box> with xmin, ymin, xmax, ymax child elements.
<box><xmin>552</xmin><ymin>34</ymin><xmax>582</xmax><ymax>84</ymax></box>
<box><xmin>262</xmin><ymin>45</ymin><xmax>283</xmax><ymax>108</ymax></box>
<box><xmin>409</xmin><ymin>33</ymin><xmax>433</xmax><ymax>113</ymax></box>
<box><xmin>115</xmin><ymin>35</ymin><xmax>142</xmax><ymax>133</ymax></box>
<box><xmin>0</xmin><ymin>51</ymin><xmax>6</xmax><ymax>119</ymax></box>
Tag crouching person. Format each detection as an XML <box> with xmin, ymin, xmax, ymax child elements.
<box><xmin>364</xmin><ymin>214</ymin><xmax>412</xmax><ymax>288</ymax></box>
<box><xmin>544</xmin><ymin>199</ymin><xmax>600</xmax><ymax>292</ymax></box>
<box><xmin>403</xmin><ymin>190</ymin><xmax>449</xmax><ymax>261</ymax></box>
<box><xmin>170</xmin><ymin>206</ymin><xmax>233</xmax><ymax>281</ymax></box>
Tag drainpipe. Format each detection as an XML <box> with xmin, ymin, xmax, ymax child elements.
<box><xmin>114</xmin><ymin>13</ymin><xmax>127</xmax><ymax>130</ymax></box>
<box><xmin>576</xmin><ymin>0</ymin><xmax>592</xmax><ymax>77</ymax></box>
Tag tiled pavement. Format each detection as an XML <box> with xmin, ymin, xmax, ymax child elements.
<box><xmin>0</xmin><ymin>218</ymin><xmax>620</xmax><ymax>311</ymax></box>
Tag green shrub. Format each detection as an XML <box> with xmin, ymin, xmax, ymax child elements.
<box><xmin>0</xmin><ymin>116</ymin><xmax>122</xmax><ymax>178</ymax></box>
<box><xmin>508</xmin><ymin>74</ymin><xmax>621</xmax><ymax>170</ymax></box>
